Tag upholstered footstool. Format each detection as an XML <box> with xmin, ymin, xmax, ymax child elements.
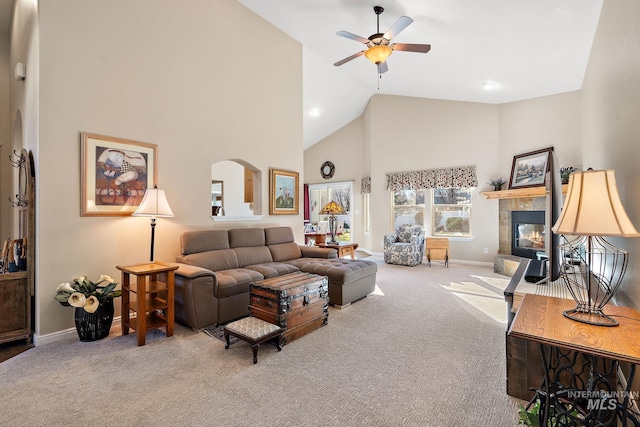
<box><xmin>223</xmin><ymin>316</ymin><xmax>284</xmax><ymax>364</ymax></box>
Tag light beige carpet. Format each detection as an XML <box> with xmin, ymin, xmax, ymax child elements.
<box><xmin>0</xmin><ymin>258</ymin><xmax>523</xmax><ymax>426</ymax></box>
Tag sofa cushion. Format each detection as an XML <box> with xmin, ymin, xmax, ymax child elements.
<box><xmin>269</xmin><ymin>242</ymin><xmax>302</xmax><ymax>262</ymax></box>
<box><xmin>264</xmin><ymin>226</ymin><xmax>295</xmax><ymax>245</ymax></box>
<box><xmin>214</xmin><ymin>268</ymin><xmax>264</xmax><ymax>298</ymax></box>
<box><xmin>233</xmin><ymin>246</ymin><xmax>274</xmax><ymax>268</ymax></box>
<box><xmin>229</xmin><ymin>228</ymin><xmax>265</xmax><ymax>248</ymax></box>
<box><xmin>265</xmin><ymin>226</ymin><xmax>303</xmax><ymax>261</ymax></box>
<box><xmin>181</xmin><ymin>230</ymin><xmax>230</xmax><ymax>255</ymax></box>
<box><xmin>179</xmin><ymin>249</ymin><xmax>238</xmax><ymax>271</ymax></box>
<box><xmin>285</xmin><ymin>258</ymin><xmax>377</xmax><ymax>284</ymax></box>
<box><xmin>245</xmin><ymin>262</ymin><xmax>300</xmax><ymax>279</ymax></box>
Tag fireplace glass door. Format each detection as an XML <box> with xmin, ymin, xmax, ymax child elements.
<box><xmin>512</xmin><ymin>211</ymin><xmax>545</xmax><ymax>259</ymax></box>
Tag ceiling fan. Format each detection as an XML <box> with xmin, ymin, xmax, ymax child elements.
<box><xmin>334</xmin><ymin>6</ymin><xmax>431</xmax><ymax>74</ymax></box>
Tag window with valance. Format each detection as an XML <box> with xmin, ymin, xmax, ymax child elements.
<box><xmin>387</xmin><ymin>166</ymin><xmax>476</xmax><ymax>237</ymax></box>
<box><xmin>386</xmin><ymin>165</ymin><xmax>477</xmax><ymax>191</ymax></box>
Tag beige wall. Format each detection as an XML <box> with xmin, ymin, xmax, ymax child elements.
<box><xmin>306</xmin><ymin>94</ymin><xmax>503</xmax><ymax>261</ymax></box>
<box><xmin>304</xmin><ymin>116</ymin><xmax>365</xmax><ymax>244</ymax></box>
<box><xmin>581</xmin><ymin>0</ymin><xmax>640</xmax><ymax>308</ymax></box>
<box><xmin>11</xmin><ymin>0</ymin><xmax>304</xmax><ymax>339</ymax></box>
<box><xmin>0</xmin><ymin>30</ymin><xmax>10</xmax><ymax>240</ymax></box>
<box><xmin>304</xmin><ymin>92</ymin><xmax>586</xmax><ymax>263</ymax></box>
<box><xmin>498</xmin><ymin>91</ymin><xmax>583</xmax><ymax>172</ymax></box>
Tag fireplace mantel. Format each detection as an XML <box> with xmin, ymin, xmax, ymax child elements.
<box><xmin>480</xmin><ymin>185</ymin><xmax>568</xmax><ymax>200</ymax></box>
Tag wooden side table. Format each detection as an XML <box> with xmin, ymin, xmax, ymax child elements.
<box><xmin>116</xmin><ymin>262</ymin><xmax>179</xmax><ymax>346</ymax></box>
<box><xmin>316</xmin><ymin>242</ymin><xmax>358</xmax><ymax>259</ymax></box>
<box><xmin>508</xmin><ymin>294</ymin><xmax>640</xmax><ymax>425</ymax></box>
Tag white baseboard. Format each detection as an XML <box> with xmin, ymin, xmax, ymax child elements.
<box><xmin>34</xmin><ymin>317</ymin><xmax>122</xmax><ymax>346</ymax></box>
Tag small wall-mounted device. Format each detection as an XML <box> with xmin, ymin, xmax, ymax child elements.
<box><xmin>14</xmin><ymin>63</ymin><xmax>26</xmax><ymax>81</ymax></box>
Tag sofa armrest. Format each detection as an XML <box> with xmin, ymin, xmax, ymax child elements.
<box><xmin>299</xmin><ymin>245</ymin><xmax>338</xmax><ymax>259</ymax></box>
<box><xmin>175</xmin><ymin>263</ymin><xmax>216</xmax><ymax>280</ymax></box>
<box><xmin>174</xmin><ymin>263</ymin><xmax>218</xmax><ymax>329</ymax></box>
<box><xmin>383</xmin><ymin>234</ymin><xmax>397</xmax><ymax>247</ymax></box>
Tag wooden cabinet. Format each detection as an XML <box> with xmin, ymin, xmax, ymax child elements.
<box><xmin>0</xmin><ymin>272</ymin><xmax>31</xmax><ymax>344</ymax></box>
<box><xmin>117</xmin><ymin>262</ymin><xmax>178</xmax><ymax>346</ymax></box>
<box><xmin>0</xmin><ymin>149</ymin><xmax>35</xmax><ymax>345</ymax></box>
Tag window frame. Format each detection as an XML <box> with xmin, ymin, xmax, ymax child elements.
<box><xmin>390</xmin><ymin>188</ymin><xmax>473</xmax><ymax>238</ymax></box>
<box><xmin>431</xmin><ymin>188</ymin><xmax>472</xmax><ymax>238</ymax></box>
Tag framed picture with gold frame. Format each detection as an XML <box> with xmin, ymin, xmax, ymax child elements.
<box><xmin>269</xmin><ymin>168</ymin><xmax>299</xmax><ymax>215</ymax></box>
<box><xmin>81</xmin><ymin>132</ymin><xmax>157</xmax><ymax>216</ymax></box>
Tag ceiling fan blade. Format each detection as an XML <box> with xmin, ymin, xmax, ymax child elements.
<box><xmin>334</xmin><ymin>51</ymin><xmax>365</xmax><ymax>67</ymax></box>
<box><xmin>377</xmin><ymin>61</ymin><xmax>388</xmax><ymax>74</ymax></box>
<box><xmin>336</xmin><ymin>30</ymin><xmax>370</xmax><ymax>44</ymax></box>
<box><xmin>383</xmin><ymin>16</ymin><xmax>413</xmax><ymax>40</ymax></box>
<box><xmin>391</xmin><ymin>43</ymin><xmax>431</xmax><ymax>53</ymax></box>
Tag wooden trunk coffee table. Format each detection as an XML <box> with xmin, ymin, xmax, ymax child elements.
<box><xmin>250</xmin><ymin>272</ymin><xmax>329</xmax><ymax>345</ymax></box>
<box><xmin>316</xmin><ymin>242</ymin><xmax>358</xmax><ymax>259</ymax></box>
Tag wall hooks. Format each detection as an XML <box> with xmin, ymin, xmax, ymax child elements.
<box><xmin>9</xmin><ymin>150</ymin><xmax>26</xmax><ymax>168</ymax></box>
<box><xmin>9</xmin><ymin>194</ymin><xmax>28</xmax><ymax>208</ymax></box>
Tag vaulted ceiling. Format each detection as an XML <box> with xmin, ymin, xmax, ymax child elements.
<box><xmin>238</xmin><ymin>0</ymin><xmax>603</xmax><ymax>148</ymax></box>
<box><xmin>1</xmin><ymin>1</ymin><xmax>603</xmax><ymax>149</ymax></box>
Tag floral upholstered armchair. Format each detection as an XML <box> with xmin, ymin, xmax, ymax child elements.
<box><xmin>383</xmin><ymin>225</ymin><xmax>426</xmax><ymax>267</ymax></box>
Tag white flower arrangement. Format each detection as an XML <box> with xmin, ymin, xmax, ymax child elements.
<box><xmin>54</xmin><ymin>275</ymin><xmax>122</xmax><ymax>313</ymax></box>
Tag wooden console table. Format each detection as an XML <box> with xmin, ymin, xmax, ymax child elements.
<box><xmin>508</xmin><ymin>294</ymin><xmax>640</xmax><ymax>426</ymax></box>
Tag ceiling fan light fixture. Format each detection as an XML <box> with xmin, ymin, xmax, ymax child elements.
<box><xmin>365</xmin><ymin>45</ymin><xmax>392</xmax><ymax>64</ymax></box>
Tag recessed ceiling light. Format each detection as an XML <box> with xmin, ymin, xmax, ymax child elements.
<box><xmin>482</xmin><ymin>82</ymin><xmax>498</xmax><ymax>90</ymax></box>
<box><xmin>309</xmin><ymin>108</ymin><xmax>321</xmax><ymax>117</ymax></box>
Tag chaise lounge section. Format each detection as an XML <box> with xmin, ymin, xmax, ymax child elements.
<box><xmin>173</xmin><ymin>226</ymin><xmax>377</xmax><ymax>329</ymax></box>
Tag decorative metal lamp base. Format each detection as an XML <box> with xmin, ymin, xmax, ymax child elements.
<box><xmin>558</xmin><ymin>235</ymin><xmax>627</xmax><ymax>328</ymax></box>
<box><xmin>563</xmin><ymin>307</ymin><xmax>618</xmax><ymax>327</ymax></box>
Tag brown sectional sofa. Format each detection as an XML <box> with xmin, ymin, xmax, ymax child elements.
<box><xmin>173</xmin><ymin>226</ymin><xmax>377</xmax><ymax>329</ymax></box>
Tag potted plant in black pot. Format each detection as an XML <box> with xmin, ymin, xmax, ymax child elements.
<box><xmin>560</xmin><ymin>167</ymin><xmax>578</xmax><ymax>185</ymax></box>
<box><xmin>488</xmin><ymin>177</ymin><xmax>506</xmax><ymax>191</ymax></box>
<box><xmin>54</xmin><ymin>275</ymin><xmax>122</xmax><ymax>342</ymax></box>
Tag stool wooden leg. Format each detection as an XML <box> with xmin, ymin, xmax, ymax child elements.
<box><xmin>224</xmin><ymin>331</ymin><xmax>231</xmax><ymax>349</ymax></box>
<box><xmin>251</xmin><ymin>344</ymin><xmax>260</xmax><ymax>364</ymax></box>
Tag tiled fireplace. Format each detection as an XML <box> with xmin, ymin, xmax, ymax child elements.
<box><xmin>495</xmin><ymin>195</ymin><xmax>546</xmax><ymax>276</ymax></box>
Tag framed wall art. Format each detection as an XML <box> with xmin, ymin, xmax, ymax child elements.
<box><xmin>317</xmin><ymin>221</ymin><xmax>329</xmax><ymax>235</ymax></box>
<box><xmin>81</xmin><ymin>132</ymin><xmax>157</xmax><ymax>216</ymax></box>
<box><xmin>508</xmin><ymin>147</ymin><xmax>553</xmax><ymax>189</ymax></box>
<box><xmin>269</xmin><ymin>168</ymin><xmax>299</xmax><ymax>215</ymax></box>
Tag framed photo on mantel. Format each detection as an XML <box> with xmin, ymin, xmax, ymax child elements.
<box><xmin>508</xmin><ymin>147</ymin><xmax>553</xmax><ymax>190</ymax></box>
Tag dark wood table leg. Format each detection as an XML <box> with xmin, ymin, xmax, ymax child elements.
<box><xmin>251</xmin><ymin>343</ymin><xmax>259</xmax><ymax>364</ymax></box>
<box><xmin>224</xmin><ymin>331</ymin><xmax>231</xmax><ymax>349</ymax></box>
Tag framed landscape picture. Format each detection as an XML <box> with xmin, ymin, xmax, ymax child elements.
<box><xmin>269</xmin><ymin>168</ymin><xmax>299</xmax><ymax>215</ymax></box>
<box><xmin>81</xmin><ymin>132</ymin><xmax>157</xmax><ymax>216</ymax></box>
<box><xmin>508</xmin><ymin>147</ymin><xmax>553</xmax><ymax>189</ymax></box>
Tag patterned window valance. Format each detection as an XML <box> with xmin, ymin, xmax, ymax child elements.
<box><xmin>361</xmin><ymin>176</ymin><xmax>371</xmax><ymax>194</ymax></box>
<box><xmin>386</xmin><ymin>165</ymin><xmax>477</xmax><ymax>191</ymax></box>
